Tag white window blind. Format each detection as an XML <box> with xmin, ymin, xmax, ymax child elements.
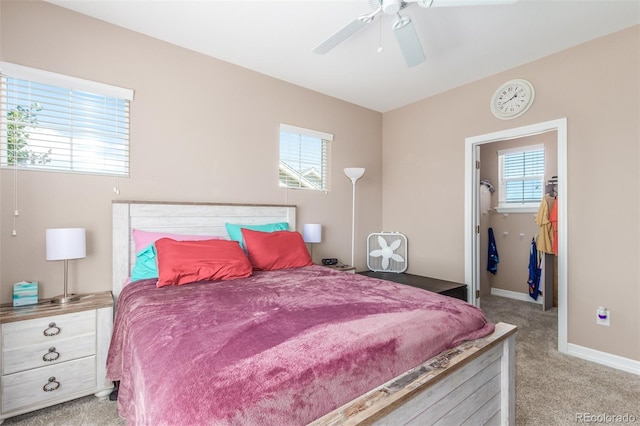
<box><xmin>279</xmin><ymin>123</ymin><xmax>332</xmax><ymax>191</ymax></box>
<box><xmin>0</xmin><ymin>62</ymin><xmax>133</xmax><ymax>176</ymax></box>
<box><xmin>498</xmin><ymin>144</ymin><xmax>544</xmax><ymax>207</ymax></box>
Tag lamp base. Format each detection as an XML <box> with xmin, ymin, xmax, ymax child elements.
<box><xmin>51</xmin><ymin>293</ymin><xmax>81</xmax><ymax>304</ymax></box>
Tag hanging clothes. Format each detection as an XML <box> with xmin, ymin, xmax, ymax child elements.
<box><xmin>535</xmin><ymin>194</ymin><xmax>555</xmax><ymax>254</ymax></box>
<box><xmin>528</xmin><ymin>238</ymin><xmax>542</xmax><ymax>300</ymax></box>
<box><xmin>480</xmin><ymin>180</ymin><xmax>494</xmax><ymax>216</ymax></box>
<box><xmin>487</xmin><ymin>227</ymin><xmax>499</xmax><ymax>275</ymax></box>
<box><xmin>480</xmin><ymin>184</ymin><xmax>492</xmax><ymax>215</ymax></box>
<box><xmin>550</xmin><ymin>196</ymin><xmax>559</xmax><ymax>256</ymax></box>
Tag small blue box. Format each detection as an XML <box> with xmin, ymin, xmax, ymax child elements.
<box><xmin>13</xmin><ymin>281</ymin><xmax>38</xmax><ymax>307</ymax></box>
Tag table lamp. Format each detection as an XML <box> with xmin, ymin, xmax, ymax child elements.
<box><xmin>303</xmin><ymin>223</ymin><xmax>322</xmax><ymax>259</ymax></box>
<box><xmin>46</xmin><ymin>228</ymin><xmax>86</xmax><ymax>304</ymax></box>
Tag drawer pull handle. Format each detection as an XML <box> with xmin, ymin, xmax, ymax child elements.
<box><xmin>43</xmin><ymin>377</ymin><xmax>60</xmax><ymax>392</ymax></box>
<box><xmin>44</xmin><ymin>322</ymin><xmax>61</xmax><ymax>337</ymax></box>
<box><xmin>43</xmin><ymin>347</ymin><xmax>60</xmax><ymax>362</ymax></box>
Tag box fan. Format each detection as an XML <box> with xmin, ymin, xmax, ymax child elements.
<box><xmin>367</xmin><ymin>232</ymin><xmax>407</xmax><ymax>273</ymax></box>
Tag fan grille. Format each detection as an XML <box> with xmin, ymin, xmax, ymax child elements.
<box><xmin>367</xmin><ymin>232</ymin><xmax>408</xmax><ymax>273</ymax></box>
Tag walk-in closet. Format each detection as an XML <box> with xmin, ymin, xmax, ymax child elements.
<box><xmin>478</xmin><ymin>131</ymin><xmax>558</xmax><ymax>309</ymax></box>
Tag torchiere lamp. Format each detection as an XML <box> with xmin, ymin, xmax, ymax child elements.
<box><xmin>344</xmin><ymin>167</ymin><xmax>365</xmax><ymax>267</ymax></box>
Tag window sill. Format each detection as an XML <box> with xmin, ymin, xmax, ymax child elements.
<box><xmin>494</xmin><ymin>206</ymin><xmax>539</xmax><ymax>214</ymax></box>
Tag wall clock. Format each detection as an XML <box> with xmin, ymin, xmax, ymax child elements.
<box><xmin>490</xmin><ymin>79</ymin><xmax>535</xmax><ymax>120</ymax></box>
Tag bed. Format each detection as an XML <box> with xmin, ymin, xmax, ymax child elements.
<box><xmin>109</xmin><ymin>200</ymin><xmax>516</xmax><ymax>425</ymax></box>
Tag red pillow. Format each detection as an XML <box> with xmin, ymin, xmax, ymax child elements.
<box><xmin>241</xmin><ymin>229</ymin><xmax>314</xmax><ymax>271</ymax></box>
<box><xmin>155</xmin><ymin>238</ymin><xmax>252</xmax><ymax>287</ymax></box>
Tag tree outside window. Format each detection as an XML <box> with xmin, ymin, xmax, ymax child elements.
<box><xmin>6</xmin><ymin>103</ymin><xmax>51</xmax><ymax>166</ymax></box>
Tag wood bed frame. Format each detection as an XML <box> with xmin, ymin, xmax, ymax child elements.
<box><xmin>112</xmin><ymin>200</ymin><xmax>516</xmax><ymax>425</ymax></box>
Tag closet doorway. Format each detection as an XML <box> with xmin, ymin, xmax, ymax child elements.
<box><xmin>479</xmin><ymin>133</ymin><xmax>557</xmax><ymax>307</ymax></box>
<box><xmin>464</xmin><ymin>118</ymin><xmax>568</xmax><ymax>354</ymax></box>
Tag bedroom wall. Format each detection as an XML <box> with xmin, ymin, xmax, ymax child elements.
<box><xmin>382</xmin><ymin>25</ymin><xmax>639</xmax><ymax>362</ymax></box>
<box><xmin>0</xmin><ymin>1</ymin><xmax>383</xmax><ymax>302</ymax></box>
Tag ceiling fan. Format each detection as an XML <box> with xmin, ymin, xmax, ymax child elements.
<box><xmin>313</xmin><ymin>0</ymin><xmax>518</xmax><ymax>68</ymax></box>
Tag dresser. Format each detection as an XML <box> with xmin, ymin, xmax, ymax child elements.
<box><xmin>0</xmin><ymin>292</ymin><xmax>113</xmax><ymax>422</ymax></box>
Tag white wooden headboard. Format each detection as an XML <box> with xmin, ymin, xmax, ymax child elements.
<box><xmin>112</xmin><ymin>200</ymin><xmax>297</xmax><ymax>301</ymax></box>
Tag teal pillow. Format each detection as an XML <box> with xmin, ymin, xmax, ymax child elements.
<box><xmin>131</xmin><ymin>244</ymin><xmax>159</xmax><ymax>281</ymax></box>
<box><xmin>225</xmin><ymin>222</ymin><xmax>289</xmax><ymax>249</ymax></box>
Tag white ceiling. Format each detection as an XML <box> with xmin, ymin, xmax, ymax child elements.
<box><xmin>46</xmin><ymin>0</ymin><xmax>640</xmax><ymax>112</ymax></box>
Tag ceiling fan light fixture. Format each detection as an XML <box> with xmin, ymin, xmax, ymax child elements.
<box><xmin>382</xmin><ymin>0</ymin><xmax>403</xmax><ymax>14</ymax></box>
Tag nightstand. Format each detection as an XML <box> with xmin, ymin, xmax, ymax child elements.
<box><xmin>0</xmin><ymin>292</ymin><xmax>113</xmax><ymax>422</ymax></box>
<box><xmin>324</xmin><ymin>263</ymin><xmax>356</xmax><ymax>273</ymax></box>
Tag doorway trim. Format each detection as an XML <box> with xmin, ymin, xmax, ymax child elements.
<box><xmin>464</xmin><ymin>118</ymin><xmax>568</xmax><ymax>354</ymax></box>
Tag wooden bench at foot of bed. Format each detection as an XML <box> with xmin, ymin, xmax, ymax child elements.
<box><xmin>312</xmin><ymin>322</ymin><xmax>516</xmax><ymax>426</ymax></box>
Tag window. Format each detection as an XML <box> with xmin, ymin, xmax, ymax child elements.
<box><xmin>279</xmin><ymin>123</ymin><xmax>332</xmax><ymax>191</ymax></box>
<box><xmin>0</xmin><ymin>62</ymin><xmax>133</xmax><ymax>176</ymax></box>
<box><xmin>497</xmin><ymin>144</ymin><xmax>544</xmax><ymax>211</ymax></box>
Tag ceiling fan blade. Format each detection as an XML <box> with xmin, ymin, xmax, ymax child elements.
<box><xmin>392</xmin><ymin>15</ymin><xmax>426</xmax><ymax>68</ymax></box>
<box><xmin>313</xmin><ymin>14</ymin><xmax>376</xmax><ymax>55</ymax></box>
<box><xmin>414</xmin><ymin>0</ymin><xmax>518</xmax><ymax>8</ymax></box>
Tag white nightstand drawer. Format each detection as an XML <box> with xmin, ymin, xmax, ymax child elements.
<box><xmin>1</xmin><ymin>356</ymin><xmax>96</xmax><ymax>413</ymax></box>
<box><xmin>3</xmin><ymin>334</ymin><xmax>96</xmax><ymax>375</ymax></box>
<box><xmin>2</xmin><ymin>310</ymin><xmax>96</xmax><ymax>349</ymax></box>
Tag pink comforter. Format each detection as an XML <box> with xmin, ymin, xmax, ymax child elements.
<box><xmin>106</xmin><ymin>265</ymin><xmax>493</xmax><ymax>425</ymax></box>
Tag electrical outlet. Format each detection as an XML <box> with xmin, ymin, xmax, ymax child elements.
<box><xmin>596</xmin><ymin>307</ymin><xmax>610</xmax><ymax>326</ymax></box>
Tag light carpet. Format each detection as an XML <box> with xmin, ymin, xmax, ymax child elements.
<box><xmin>481</xmin><ymin>294</ymin><xmax>639</xmax><ymax>425</ymax></box>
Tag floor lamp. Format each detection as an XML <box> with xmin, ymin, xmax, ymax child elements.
<box><xmin>344</xmin><ymin>167</ymin><xmax>365</xmax><ymax>267</ymax></box>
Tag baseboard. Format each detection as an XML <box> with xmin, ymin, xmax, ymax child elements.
<box><xmin>490</xmin><ymin>287</ymin><xmax>542</xmax><ymax>304</ymax></box>
<box><xmin>567</xmin><ymin>343</ymin><xmax>640</xmax><ymax>376</ymax></box>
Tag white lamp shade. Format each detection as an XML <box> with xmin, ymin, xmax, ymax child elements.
<box><xmin>303</xmin><ymin>224</ymin><xmax>322</xmax><ymax>244</ymax></box>
<box><xmin>46</xmin><ymin>228</ymin><xmax>86</xmax><ymax>261</ymax></box>
<box><xmin>344</xmin><ymin>167</ymin><xmax>365</xmax><ymax>183</ymax></box>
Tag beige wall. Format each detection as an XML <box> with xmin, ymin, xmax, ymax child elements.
<box><xmin>0</xmin><ymin>1</ymin><xmax>382</xmax><ymax>302</ymax></box>
<box><xmin>383</xmin><ymin>25</ymin><xmax>639</xmax><ymax>361</ymax></box>
<box><xmin>480</xmin><ymin>133</ymin><xmax>557</xmax><ymax>295</ymax></box>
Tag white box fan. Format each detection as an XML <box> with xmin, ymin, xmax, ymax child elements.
<box><xmin>367</xmin><ymin>232</ymin><xmax>408</xmax><ymax>273</ymax></box>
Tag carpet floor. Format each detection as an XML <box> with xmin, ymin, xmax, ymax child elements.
<box><xmin>480</xmin><ymin>295</ymin><xmax>639</xmax><ymax>425</ymax></box>
<box><xmin>3</xmin><ymin>294</ymin><xmax>638</xmax><ymax>425</ymax></box>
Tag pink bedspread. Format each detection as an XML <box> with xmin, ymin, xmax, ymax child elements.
<box><xmin>107</xmin><ymin>265</ymin><xmax>494</xmax><ymax>425</ymax></box>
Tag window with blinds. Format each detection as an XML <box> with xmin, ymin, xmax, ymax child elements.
<box><xmin>0</xmin><ymin>62</ymin><xmax>133</xmax><ymax>176</ymax></box>
<box><xmin>279</xmin><ymin>124</ymin><xmax>332</xmax><ymax>191</ymax></box>
<box><xmin>498</xmin><ymin>144</ymin><xmax>545</xmax><ymax>208</ymax></box>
